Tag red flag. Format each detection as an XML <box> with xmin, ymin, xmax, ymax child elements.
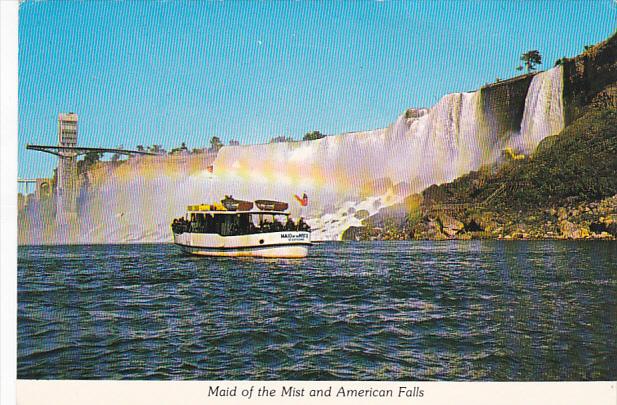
<box><xmin>294</xmin><ymin>193</ymin><xmax>308</xmax><ymax>207</ymax></box>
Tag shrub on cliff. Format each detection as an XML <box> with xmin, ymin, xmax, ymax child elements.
<box><xmin>422</xmin><ymin>108</ymin><xmax>617</xmax><ymax>211</ymax></box>
<box><xmin>516</xmin><ymin>108</ymin><xmax>617</xmax><ymax>206</ymax></box>
<box><xmin>303</xmin><ymin>131</ymin><xmax>326</xmax><ymax>141</ymax></box>
<box><xmin>270</xmin><ymin>135</ymin><xmax>295</xmax><ymax>143</ymax></box>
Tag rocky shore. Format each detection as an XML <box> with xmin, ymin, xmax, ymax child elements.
<box><xmin>342</xmin><ymin>195</ymin><xmax>617</xmax><ymax>241</ymax></box>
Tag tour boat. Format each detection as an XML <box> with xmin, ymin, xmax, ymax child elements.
<box><xmin>171</xmin><ymin>198</ymin><xmax>311</xmax><ymax>258</ymax></box>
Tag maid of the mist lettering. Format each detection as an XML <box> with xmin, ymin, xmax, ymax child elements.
<box><xmin>282</xmin><ymin>386</ymin><xmax>305</xmax><ymax>397</ymax></box>
<box><xmin>399</xmin><ymin>386</ymin><xmax>424</xmax><ymax>397</ymax></box>
<box><xmin>208</xmin><ymin>386</ymin><xmax>237</xmax><ymax>397</ymax></box>
<box><xmin>208</xmin><ymin>386</ymin><xmax>255</xmax><ymax>399</ymax></box>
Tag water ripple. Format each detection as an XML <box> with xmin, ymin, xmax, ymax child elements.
<box><xmin>17</xmin><ymin>241</ymin><xmax>617</xmax><ymax>380</ymax></box>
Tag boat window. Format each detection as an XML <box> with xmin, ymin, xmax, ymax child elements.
<box><xmin>239</xmin><ymin>214</ymin><xmax>251</xmax><ymax>234</ymax></box>
<box><xmin>220</xmin><ymin>215</ymin><xmax>235</xmax><ymax>236</ymax></box>
<box><xmin>205</xmin><ymin>214</ymin><xmax>214</xmax><ymax>233</ymax></box>
<box><xmin>183</xmin><ymin>210</ymin><xmax>307</xmax><ymax>235</ymax></box>
<box><xmin>213</xmin><ymin>215</ymin><xmax>223</xmax><ymax>234</ymax></box>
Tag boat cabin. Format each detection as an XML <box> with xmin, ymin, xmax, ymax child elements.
<box><xmin>172</xmin><ymin>210</ymin><xmax>309</xmax><ymax>236</ymax></box>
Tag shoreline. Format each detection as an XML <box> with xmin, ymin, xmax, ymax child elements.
<box><xmin>342</xmin><ymin>195</ymin><xmax>617</xmax><ymax>242</ymax></box>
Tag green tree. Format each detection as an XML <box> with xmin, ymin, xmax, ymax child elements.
<box><xmin>136</xmin><ymin>145</ymin><xmax>144</xmax><ymax>152</ymax></box>
<box><xmin>303</xmin><ymin>131</ymin><xmax>326</xmax><ymax>141</ymax></box>
<box><xmin>83</xmin><ymin>151</ymin><xmax>102</xmax><ymax>165</ymax></box>
<box><xmin>77</xmin><ymin>151</ymin><xmax>103</xmax><ymax>174</ymax></box>
<box><xmin>520</xmin><ymin>50</ymin><xmax>542</xmax><ymax>72</ymax></box>
<box><xmin>210</xmin><ymin>136</ymin><xmax>223</xmax><ymax>152</ymax></box>
<box><xmin>148</xmin><ymin>145</ymin><xmax>164</xmax><ymax>154</ymax></box>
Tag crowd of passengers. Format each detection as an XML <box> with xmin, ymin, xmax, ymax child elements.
<box><xmin>171</xmin><ymin>216</ymin><xmax>310</xmax><ymax>235</ymax></box>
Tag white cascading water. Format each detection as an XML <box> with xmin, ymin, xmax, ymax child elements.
<box><xmin>511</xmin><ymin>65</ymin><xmax>564</xmax><ymax>153</ymax></box>
<box><xmin>19</xmin><ymin>66</ymin><xmax>565</xmax><ymax>244</ymax></box>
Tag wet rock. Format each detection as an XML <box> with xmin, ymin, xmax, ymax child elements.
<box><xmin>592</xmin><ymin>231</ymin><xmax>613</xmax><ymax>239</ymax></box>
<box><xmin>590</xmin><ymin>222</ymin><xmax>608</xmax><ymax>234</ymax></box>
<box><xmin>464</xmin><ymin>219</ymin><xmax>484</xmax><ymax>232</ymax></box>
<box><xmin>341</xmin><ymin>225</ymin><xmax>382</xmax><ymax>241</ymax></box>
<box><xmin>393</xmin><ymin>181</ymin><xmax>412</xmax><ymax>196</ymax></box>
<box><xmin>559</xmin><ymin>220</ymin><xmax>590</xmax><ymax>239</ymax></box>
<box><xmin>363</xmin><ymin>178</ymin><xmax>394</xmax><ymax>196</ymax></box>
<box><xmin>354</xmin><ymin>209</ymin><xmax>370</xmax><ymax>220</ymax></box>
<box><xmin>440</xmin><ymin>215</ymin><xmax>465</xmax><ymax>237</ymax></box>
<box><xmin>412</xmin><ymin>218</ymin><xmax>447</xmax><ymax>240</ymax></box>
<box><xmin>341</xmin><ymin>226</ymin><xmax>364</xmax><ymax>241</ymax></box>
<box><xmin>603</xmin><ymin>214</ymin><xmax>617</xmax><ymax>236</ymax></box>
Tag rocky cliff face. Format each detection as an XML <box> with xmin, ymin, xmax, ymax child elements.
<box><xmin>563</xmin><ymin>32</ymin><xmax>617</xmax><ymax>123</ymax></box>
<box><xmin>479</xmin><ymin>74</ymin><xmax>536</xmax><ymax>141</ymax></box>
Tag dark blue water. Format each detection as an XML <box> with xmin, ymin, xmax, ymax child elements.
<box><xmin>18</xmin><ymin>241</ymin><xmax>617</xmax><ymax>380</ymax></box>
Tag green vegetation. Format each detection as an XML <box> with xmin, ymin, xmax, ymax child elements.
<box><xmin>303</xmin><ymin>131</ymin><xmax>326</xmax><ymax>141</ymax></box>
<box><xmin>424</xmin><ymin>108</ymin><xmax>617</xmax><ymax>210</ymax></box>
<box><xmin>270</xmin><ymin>135</ymin><xmax>295</xmax><ymax>143</ymax></box>
<box><xmin>268</xmin><ymin>130</ymin><xmax>326</xmax><ymax>142</ymax></box>
<box><xmin>77</xmin><ymin>151</ymin><xmax>103</xmax><ymax>174</ymax></box>
<box><xmin>209</xmin><ymin>136</ymin><xmax>223</xmax><ymax>152</ymax></box>
<box><xmin>168</xmin><ymin>141</ymin><xmax>189</xmax><ymax>155</ymax></box>
<box><xmin>517</xmin><ymin>50</ymin><xmax>542</xmax><ymax>72</ymax></box>
<box><xmin>148</xmin><ymin>144</ymin><xmax>165</xmax><ymax>154</ymax></box>
<box><xmin>554</xmin><ymin>56</ymin><xmax>568</xmax><ymax>66</ymax></box>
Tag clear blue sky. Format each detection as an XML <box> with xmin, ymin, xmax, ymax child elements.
<box><xmin>18</xmin><ymin>1</ymin><xmax>617</xmax><ymax>179</ymax></box>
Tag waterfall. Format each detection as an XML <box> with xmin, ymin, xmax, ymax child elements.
<box><xmin>514</xmin><ymin>65</ymin><xmax>565</xmax><ymax>152</ymax></box>
<box><xmin>19</xmin><ymin>67</ymin><xmax>566</xmax><ymax>244</ymax></box>
<box><xmin>213</xmin><ymin>92</ymin><xmax>492</xmax><ymax>201</ymax></box>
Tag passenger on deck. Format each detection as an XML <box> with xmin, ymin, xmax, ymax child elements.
<box><xmin>297</xmin><ymin>217</ymin><xmax>310</xmax><ymax>231</ymax></box>
<box><xmin>285</xmin><ymin>217</ymin><xmax>295</xmax><ymax>231</ymax></box>
<box><xmin>261</xmin><ymin>219</ymin><xmax>271</xmax><ymax>232</ymax></box>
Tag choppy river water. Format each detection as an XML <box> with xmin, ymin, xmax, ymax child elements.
<box><xmin>18</xmin><ymin>241</ymin><xmax>617</xmax><ymax>380</ymax></box>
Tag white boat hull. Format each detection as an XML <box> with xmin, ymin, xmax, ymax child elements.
<box><xmin>173</xmin><ymin>231</ymin><xmax>311</xmax><ymax>258</ymax></box>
